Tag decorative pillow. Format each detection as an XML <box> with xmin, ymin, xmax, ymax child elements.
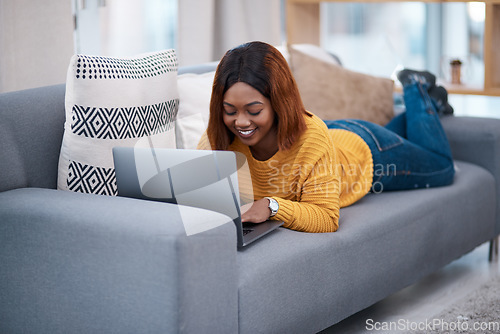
<box><xmin>288</xmin><ymin>46</ymin><xmax>394</xmax><ymax>125</ymax></box>
<box><xmin>175</xmin><ymin>71</ymin><xmax>215</xmax><ymax>149</ymax></box>
<box><xmin>276</xmin><ymin>43</ymin><xmax>341</xmax><ymax>67</ymax></box>
<box><xmin>57</xmin><ymin>50</ymin><xmax>179</xmax><ymax>196</ymax></box>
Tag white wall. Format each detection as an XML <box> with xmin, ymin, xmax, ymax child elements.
<box><xmin>0</xmin><ymin>0</ymin><xmax>74</xmax><ymax>93</ymax></box>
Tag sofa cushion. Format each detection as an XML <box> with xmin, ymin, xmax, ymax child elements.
<box><xmin>236</xmin><ymin>161</ymin><xmax>495</xmax><ymax>333</ymax></box>
<box><xmin>288</xmin><ymin>46</ymin><xmax>394</xmax><ymax>125</ymax></box>
<box><xmin>175</xmin><ymin>71</ymin><xmax>215</xmax><ymax>149</ymax></box>
<box><xmin>277</xmin><ymin>43</ymin><xmax>342</xmax><ymax>66</ymax></box>
<box><xmin>57</xmin><ymin>50</ymin><xmax>179</xmax><ymax>195</ymax></box>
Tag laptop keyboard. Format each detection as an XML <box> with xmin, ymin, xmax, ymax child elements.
<box><xmin>243</xmin><ymin>228</ymin><xmax>254</xmax><ymax>236</ymax></box>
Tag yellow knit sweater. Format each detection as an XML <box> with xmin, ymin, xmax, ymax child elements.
<box><xmin>198</xmin><ymin>113</ymin><xmax>373</xmax><ymax>233</ymax></box>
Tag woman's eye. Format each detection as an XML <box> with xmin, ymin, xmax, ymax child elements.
<box><xmin>248</xmin><ymin>110</ymin><xmax>262</xmax><ymax>116</ymax></box>
<box><xmin>224</xmin><ymin>110</ymin><xmax>236</xmax><ymax>116</ymax></box>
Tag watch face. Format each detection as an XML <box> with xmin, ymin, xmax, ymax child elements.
<box><xmin>269</xmin><ymin>198</ymin><xmax>279</xmax><ymax>213</ymax></box>
<box><xmin>266</xmin><ymin>197</ymin><xmax>278</xmax><ymax>216</ymax></box>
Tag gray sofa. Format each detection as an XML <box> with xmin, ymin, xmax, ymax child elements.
<box><xmin>1</xmin><ymin>63</ymin><xmax>500</xmax><ymax>334</ymax></box>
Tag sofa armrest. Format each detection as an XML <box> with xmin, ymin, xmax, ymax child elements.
<box><xmin>441</xmin><ymin>115</ymin><xmax>500</xmax><ymax>235</ymax></box>
<box><xmin>0</xmin><ymin>188</ymin><xmax>238</xmax><ymax>334</ymax></box>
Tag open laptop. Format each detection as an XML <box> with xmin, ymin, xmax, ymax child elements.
<box><xmin>112</xmin><ymin>146</ymin><xmax>283</xmax><ymax>248</ymax></box>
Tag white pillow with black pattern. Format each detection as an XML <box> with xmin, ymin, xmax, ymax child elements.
<box><xmin>57</xmin><ymin>50</ymin><xmax>179</xmax><ymax>196</ymax></box>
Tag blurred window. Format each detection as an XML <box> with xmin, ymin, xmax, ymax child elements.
<box><xmin>320</xmin><ymin>2</ymin><xmax>484</xmax><ymax>86</ymax></box>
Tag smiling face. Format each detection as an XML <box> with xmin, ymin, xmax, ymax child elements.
<box><xmin>222</xmin><ymin>82</ymin><xmax>278</xmax><ymax>160</ymax></box>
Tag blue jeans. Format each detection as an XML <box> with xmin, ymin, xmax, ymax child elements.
<box><xmin>324</xmin><ymin>81</ymin><xmax>455</xmax><ymax>192</ymax></box>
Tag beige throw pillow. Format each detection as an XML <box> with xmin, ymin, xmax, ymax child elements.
<box><xmin>175</xmin><ymin>71</ymin><xmax>215</xmax><ymax>149</ymax></box>
<box><xmin>288</xmin><ymin>46</ymin><xmax>394</xmax><ymax>125</ymax></box>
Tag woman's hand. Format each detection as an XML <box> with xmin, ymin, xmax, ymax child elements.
<box><xmin>240</xmin><ymin>198</ymin><xmax>271</xmax><ymax>223</ymax></box>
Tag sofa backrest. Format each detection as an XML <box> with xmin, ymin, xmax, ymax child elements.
<box><xmin>0</xmin><ymin>84</ymin><xmax>66</xmax><ymax>192</ymax></box>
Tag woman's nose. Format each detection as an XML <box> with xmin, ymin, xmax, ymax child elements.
<box><xmin>235</xmin><ymin>113</ymin><xmax>251</xmax><ymax>127</ymax></box>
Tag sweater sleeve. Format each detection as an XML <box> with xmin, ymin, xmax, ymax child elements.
<box><xmin>272</xmin><ymin>131</ymin><xmax>342</xmax><ymax>233</ymax></box>
<box><xmin>196</xmin><ymin>132</ymin><xmax>212</xmax><ymax>150</ymax></box>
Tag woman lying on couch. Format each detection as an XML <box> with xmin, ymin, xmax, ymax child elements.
<box><xmin>198</xmin><ymin>41</ymin><xmax>455</xmax><ymax>233</ymax></box>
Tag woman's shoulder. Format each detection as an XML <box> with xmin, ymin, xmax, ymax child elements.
<box><xmin>196</xmin><ymin>132</ymin><xmax>212</xmax><ymax>150</ymax></box>
<box><xmin>301</xmin><ymin>112</ymin><xmax>332</xmax><ymax>141</ymax></box>
<box><xmin>291</xmin><ymin>112</ymin><xmax>335</xmax><ymax>155</ymax></box>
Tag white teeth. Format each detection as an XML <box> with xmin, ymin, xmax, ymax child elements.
<box><xmin>239</xmin><ymin>129</ymin><xmax>255</xmax><ymax>136</ymax></box>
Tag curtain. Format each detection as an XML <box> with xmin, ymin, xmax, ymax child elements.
<box><xmin>177</xmin><ymin>0</ymin><xmax>282</xmax><ymax>66</ymax></box>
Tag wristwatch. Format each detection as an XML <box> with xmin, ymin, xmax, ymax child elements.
<box><xmin>265</xmin><ymin>197</ymin><xmax>279</xmax><ymax>217</ymax></box>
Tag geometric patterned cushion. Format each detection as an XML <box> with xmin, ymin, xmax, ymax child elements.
<box><xmin>57</xmin><ymin>50</ymin><xmax>179</xmax><ymax>196</ymax></box>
